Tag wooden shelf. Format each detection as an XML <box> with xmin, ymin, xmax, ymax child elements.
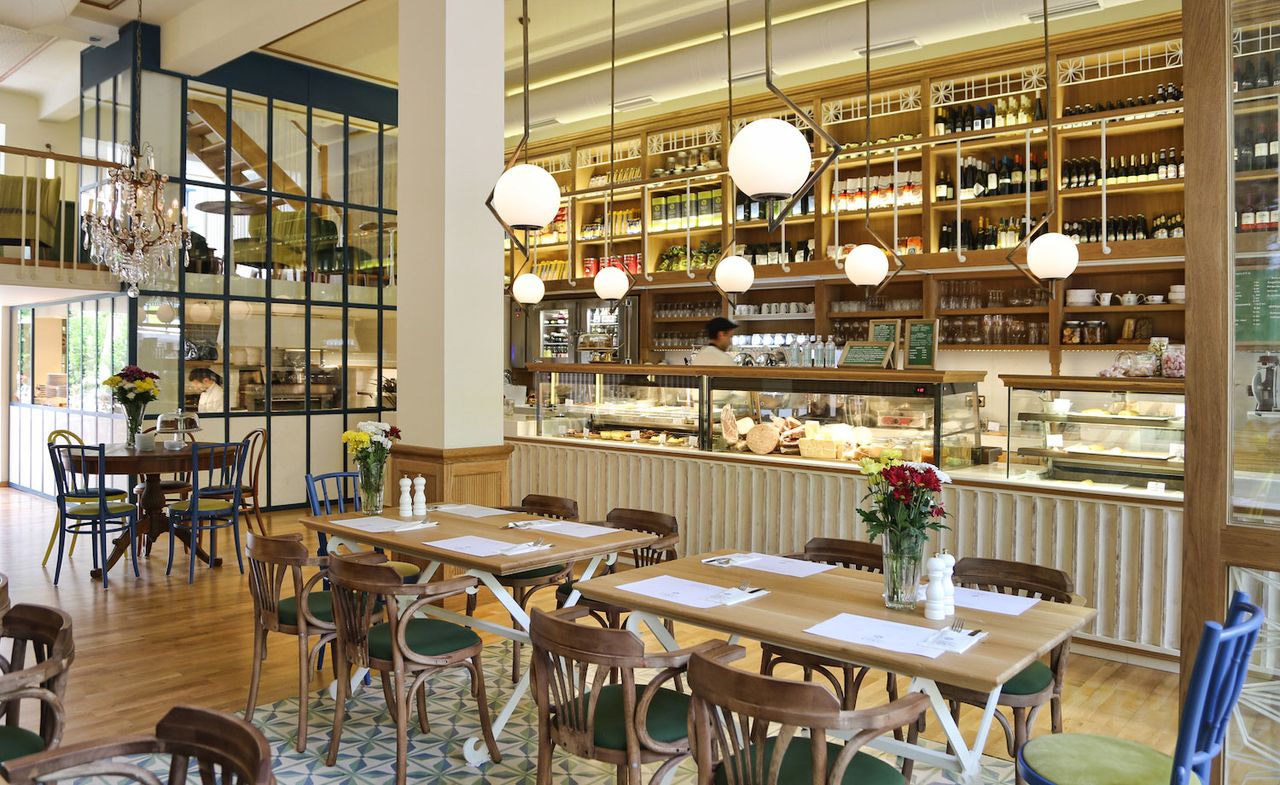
<box><xmin>653</xmin><ymin>316</ymin><xmax>719</xmax><ymax>323</ymax></box>
<box><xmin>928</xmin><ymin>121</ymin><xmax>1046</xmax><ymax>147</ymax></box>
<box><xmin>1059</xmin><ymin>178</ymin><xmax>1185</xmax><ymax>199</ymax></box>
<box><xmin>1054</xmin><ymin>103</ymin><xmax>1185</xmax><ymax>138</ymax></box>
<box><xmin>1059</xmin><ymin>343</ymin><xmax>1170</xmax><ymax>351</ymax></box>
<box><xmin>830</xmin><ymin>205</ymin><xmax>924</xmax><ymax>218</ymax></box>
<box><xmin>1235</xmin><ymin>169</ymin><xmax>1280</xmax><ymax>184</ymax></box>
<box><xmin>828</xmin><ymin>310</ymin><xmax>924</xmax><ymax>320</ymax></box>
<box><xmin>647</xmin><ymin>226</ymin><xmax>723</xmax><ymax>239</ymax></box>
<box><xmin>736</xmin><ymin>217</ymin><xmax>817</xmax><ymax>230</ymax></box>
<box><xmin>733</xmin><ymin>312</ymin><xmax>816</xmax><ymax>322</ymax></box>
<box><xmin>939</xmin><ymin>344</ymin><xmax>1049</xmax><ymax>351</ymax></box>
<box><xmin>1062</xmin><ymin>304</ymin><xmax>1185</xmax><ymax>314</ymax></box>
<box><xmin>931</xmin><ymin>192</ymin><xmax>1049</xmax><ymax>211</ymax></box>
<box><xmin>576</xmin><ymin>236</ymin><xmax>643</xmax><ymax>245</ymax></box>
<box><xmin>832</xmin><ymin>142</ymin><xmax>926</xmax><ymax>165</ymax></box>
<box><xmin>938</xmin><ymin>306</ymin><xmax>1050</xmax><ymax>316</ymax></box>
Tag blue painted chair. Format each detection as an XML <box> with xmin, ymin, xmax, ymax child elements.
<box><xmin>47</xmin><ymin>442</ymin><xmax>139</xmax><ymax>589</ymax></box>
<box><xmin>1018</xmin><ymin>590</ymin><xmax>1264</xmax><ymax>785</ymax></box>
<box><xmin>304</xmin><ymin>472</ymin><xmax>420</xmax><ymax>581</ymax></box>
<box><xmin>41</xmin><ymin>430</ymin><xmax>128</xmax><ymax>567</ymax></box>
<box><xmin>166</xmin><ymin>441</ymin><xmax>249</xmax><ymax>583</ymax></box>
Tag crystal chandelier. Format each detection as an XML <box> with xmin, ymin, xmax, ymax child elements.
<box><xmin>82</xmin><ymin>0</ymin><xmax>190</xmax><ymax>298</ymax></box>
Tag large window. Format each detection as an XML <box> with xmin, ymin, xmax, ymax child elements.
<box><xmin>10</xmin><ymin>295</ymin><xmax>128</xmax><ymax>412</ymax></box>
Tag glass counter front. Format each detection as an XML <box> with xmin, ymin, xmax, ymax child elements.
<box><xmin>1002</xmin><ymin>375</ymin><xmax>1185</xmax><ymax>492</ymax></box>
<box><xmin>530</xmin><ymin>364</ymin><xmax>985</xmax><ymax>468</ymax></box>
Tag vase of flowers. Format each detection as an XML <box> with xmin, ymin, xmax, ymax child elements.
<box><xmin>341</xmin><ymin>421</ymin><xmax>402</xmax><ymax>514</ymax></box>
<box><xmin>857</xmin><ymin>458</ymin><xmax>951</xmax><ymax>611</ymax></box>
<box><xmin>103</xmin><ymin>365</ymin><xmax>161</xmax><ymax>450</ymax></box>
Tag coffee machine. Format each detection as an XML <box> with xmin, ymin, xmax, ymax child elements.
<box><xmin>1251</xmin><ymin>354</ymin><xmax>1280</xmax><ymax>413</ymax></box>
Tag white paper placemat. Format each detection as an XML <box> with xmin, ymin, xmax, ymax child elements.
<box><xmin>507</xmin><ymin>520</ymin><xmax>616</xmax><ymax>538</ymax></box>
<box><xmin>423</xmin><ymin>535</ymin><xmax>548</xmax><ymax>557</ymax></box>
<box><xmin>331</xmin><ymin>516</ymin><xmax>433</xmax><ymax>533</ymax></box>
<box><xmin>432</xmin><ymin>504</ymin><xmax>512</xmax><ymax>519</ymax></box>
<box><xmin>614</xmin><ymin>575</ymin><xmax>768</xmax><ymax>609</ymax></box>
<box><xmin>703</xmin><ymin>552</ymin><xmax>835</xmax><ymax>578</ymax></box>
<box><xmin>805</xmin><ymin>612</ymin><xmax>946</xmax><ymax>659</ymax></box>
<box><xmin>953</xmin><ymin>587</ymin><xmax>1039</xmax><ymax>615</ymax></box>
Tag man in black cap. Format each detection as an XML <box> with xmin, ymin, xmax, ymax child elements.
<box><xmin>691</xmin><ymin>316</ymin><xmax>738</xmax><ymax>366</ymax></box>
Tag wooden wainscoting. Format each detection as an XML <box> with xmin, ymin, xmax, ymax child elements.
<box><xmin>389</xmin><ymin>443</ymin><xmax>513</xmax><ymax>507</ymax></box>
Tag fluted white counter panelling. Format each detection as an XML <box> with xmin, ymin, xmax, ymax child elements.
<box><xmin>509</xmin><ymin>438</ymin><xmax>1182</xmax><ymax>656</ymax></box>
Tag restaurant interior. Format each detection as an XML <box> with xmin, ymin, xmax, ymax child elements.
<box><xmin>0</xmin><ymin>0</ymin><xmax>1274</xmax><ymax>783</ymax></box>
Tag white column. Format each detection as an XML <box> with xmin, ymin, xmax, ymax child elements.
<box><xmin>397</xmin><ymin>0</ymin><xmax>505</xmax><ymax>449</ymax></box>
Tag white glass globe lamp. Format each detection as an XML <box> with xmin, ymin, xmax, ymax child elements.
<box><xmin>593</xmin><ymin>265</ymin><xmax>630</xmax><ymax>301</ymax></box>
<box><xmin>492</xmin><ymin>164</ymin><xmax>561</xmax><ymax>230</ymax></box>
<box><xmin>844</xmin><ymin>244</ymin><xmax>890</xmax><ymax>286</ymax></box>
<box><xmin>511</xmin><ymin>272</ymin><xmax>546</xmax><ymax>305</ymax></box>
<box><xmin>728</xmin><ymin>118</ymin><xmax>811</xmax><ymax>200</ymax></box>
<box><xmin>714</xmin><ymin>255</ymin><xmax>755</xmax><ymax>294</ymax></box>
<box><xmin>1027</xmin><ymin>232</ymin><xmax>1079</xmax><ymax>280</ymax></box>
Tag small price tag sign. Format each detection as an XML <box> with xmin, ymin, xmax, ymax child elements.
<box><xmin>1147</xmin><ymin>481</ymin><xmax>1167</xmax><ymax>493</ymax></box>
<box><xmin>987</xmin><ymin>421</ymin><xmax>1002</xmax><ymax>432</ymax></box>
<box><xmin>1046</xmin><ymin>434</ymin><xmax>1065</xmax><ymax>448</ymax></box>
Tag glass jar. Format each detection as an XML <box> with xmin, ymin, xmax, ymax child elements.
<box><xmin>1129</xmin><ymin>351</ymin><xmax>1160</xmax><ymax>377</ymax></box>
<box><xmin>1162</xmin><ymin>343</ymin><xmax>1186</xmax><ymax>378</ymax></box>
<box><xmin>1084</xmin><ymin>320</ymin><xmax>1108</xmax><ymax>345</ymax></box>
<box><xmin>1062</xmin><ymin>320</ymin><xmax>1083</xmax><ymax>344</ymax></box>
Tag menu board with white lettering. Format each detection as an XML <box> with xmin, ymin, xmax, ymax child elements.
<box><xmin>840</xmin><ymin>342</ymin><xmax>894</xmax><ymax>368</ymax></box>
<box><xmin>1235</xmin><ymin>269</ymin><xmax>1280</xmax><ymax>345</ymax></box>
<box><xmin>905</xmin><ymin>319</ymin><xmax>939</xmax><ymax>369</ymax></box>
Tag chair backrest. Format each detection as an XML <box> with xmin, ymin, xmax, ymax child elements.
<box><xmin>47</xmin><ymin>442</ymin><xmax>106</xmax><ymax>508</ymax></box>
<box><xmin>0</xmin><ymin>571</ymin><xmax>9</xmax><ymax>619</ymax></box>
<box><xmin>242</xmin><ymin>428</ymin><xmax>268</xmax><ymax>494</ymax></box>
<box><xmin>245</xmin><ymin>532</ymin><xmax>328</xmax><ymax>632</ymax></box>
<box><xmin>0</xmin><ymin>705</ymin><xmax>274</xmax><ymax>785</ymax></box>
<box><xmin>795</xmin><ymin>537</ymin><xmax>884</xmax><ymax>573</ymax></box>
<box><xmin>188</xmin><ymin>441</ymin><xmax>249</xmax><ymax>507</ymax></box>
<box><xmin>327</xmin><ymin>553</ymin><xmax>403</xmax><ymax>668</ymax></box>
<box><xmin>952</xmin><ymin>556</ymin><xmax>1074</xmax><ymax>603</ymax></box>
<box><xmin>1170</xmin><ymin>590</ymin><xmax>1264</xmax><ymax>785</ymax></box>
<box><xmin>687</xmin><ymin>646</ymin><xmax>929</xmax><ymax>785</ymax></box>
<box><xmin>529</xmin><ymin>607</ymin><xmax>651</xmax><ymax>757</ymax></box>
<box><xmin>605</xmin><ymin>507</ymin><xmax>680</xmax><ymax>567</ymax></box>
<box><xmin>519</xmin><ymin>493</ymin><xmax>579</xmax><ymax>520</ymax></box>
<box><xmin>0</xmin><ymin>603</ymin><xmax>75</xmax><ymax>750</ymax></box>
<box><xmin>305</xmin><ymin>471</ymin><xmax>361</xmax><ymax>516</ymax></box>
<box><xmin>46</xmin><ymin>430</ymin><xmax>83</xmax><ymax>447</ymax></box>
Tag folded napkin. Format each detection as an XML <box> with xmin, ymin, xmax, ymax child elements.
<box><xmin>501</xmin><ymin>541</ymin><xmax>555</xmax><ymax>556</ymax></box>
<box><xmin>712</xmin><ymin>587</ymin><xmax>770</xmax><ymax>605</ymax></box>
<box><xmin>394</xmin><ymin>521</ymin><xmax>437</xmax><ymax>532</ymax></box>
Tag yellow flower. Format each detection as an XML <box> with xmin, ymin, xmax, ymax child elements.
<box><xmin>103</xmin><ymin>375</ymin><xmax>122</xmax><ymax>388</ymax></box>
<box><xmin>341</xmin><ymin>430</ymin><xmax>371</xmax><ymax>455</ymax></box>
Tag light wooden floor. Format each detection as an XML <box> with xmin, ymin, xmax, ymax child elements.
<box><xmin>0</xmin><ymin>488</ymin><xmax>1180</xmax><ymax>761</ymax></box>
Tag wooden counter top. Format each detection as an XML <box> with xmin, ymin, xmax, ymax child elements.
<box><xmin>530</xmin><ymin>362</ymin><xmax>986</xmax><ymax>384</ymax></box>
<box><xmin>999</xmin><ymin>374</ymin><xmax>1185</xmax><ymax>394</ymax></box>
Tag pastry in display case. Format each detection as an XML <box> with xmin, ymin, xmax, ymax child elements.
<box><xmin>534</xmin><ymin>369</ymin><xmax>702</xmax><ymax>449</ymax></box>
<box><xmin>1002</xmin><ymin>375</ymin><xmax>1185</xmax><ymax>493</ymax></box>
<box><xmin>708</xmin><ymin>374</ymin><xmax>983</xmax><ymax>469</ymax></box>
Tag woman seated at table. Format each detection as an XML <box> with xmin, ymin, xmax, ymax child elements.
<box><xmin>189</xmin><ymin>368</ymin><xmax>224</xmax><ymax>413</ymax></box>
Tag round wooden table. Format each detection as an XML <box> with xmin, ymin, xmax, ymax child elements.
<box><xmin>70</xmin><ymin>443</ymin><xmax>230</xmax><ymax>580</ymax></box>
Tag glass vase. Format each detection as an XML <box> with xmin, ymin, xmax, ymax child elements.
<box><xmin>124</xmin><ymin>404</ymin><xmax>146</xmax><ymax>450</ymax></box>
<box><xmin>882</xmin><ymin>532</ymin><xmax>924</xmax><ymax>611</ymax></box>
<box><xmin>358</xmin><ymin>458</ymin><xmax>386</xmax><ymax>514</ymax></box>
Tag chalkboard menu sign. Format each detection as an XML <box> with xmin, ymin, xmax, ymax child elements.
<box><xmin>905</xmin><ymin>319</ymin><xmax>938</xmax><ymax>369</ymax></box>
<box><xmin>1235</xmin><ymin>269</ymin><xmax>1280</xmax><ymax>345</ymax></box>
<box><xmin>868</xmin><ymin>320</ymin><xmax>901</xmax><ymax>368</ymax></box>
<box><xmin>840</xmin><ymin>341</ymin><xmax>894</xmax><ymax>368</ymax></box>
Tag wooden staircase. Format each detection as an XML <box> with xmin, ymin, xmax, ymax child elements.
<box><xmin>185</xmin><ymin>100</ymin><xmax>306</xmax><ymax>200</ymax></box>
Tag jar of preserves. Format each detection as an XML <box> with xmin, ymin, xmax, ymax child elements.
<box><xmin>1084</xmin><ymin>320</ymin><xmax>1109</xmax><ymax>345</ymax></box>
<box><xmin>1162</xmin><ymin>343</ymin><xmax>1186</xmax><ymax>377</ymax></box>
<box><xmin>1062</xmin><ymin>320</ymin><xmax>1083</xmax><ymax>344</ymax></box>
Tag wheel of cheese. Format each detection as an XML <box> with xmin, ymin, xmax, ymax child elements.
<box><xmin>745</xmin><ymin>424</ymin><xmax>781</xmax><ymax>455</ymax></box>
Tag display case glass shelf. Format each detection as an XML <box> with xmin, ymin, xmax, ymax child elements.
<box><xmin>529</xmin><ymin>364</ymin><xmax>986</xmax><ymax>470</ymax></box>
<box><xmin>1001</xmin><ymin>375</ymin><xmax>1185</xmax><ymax>492</ymax></box>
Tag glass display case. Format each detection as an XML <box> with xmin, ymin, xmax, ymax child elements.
<box><xmin>528</xmin><ymin>364</ymin><xmax>985</xmax><ymax>467</ymax></box>
<box><xmin>1002</xmin><ymin>375</ymin><xmax>1185</xmax><ymax>492</ymax></box>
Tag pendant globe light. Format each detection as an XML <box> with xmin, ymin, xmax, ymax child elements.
<box><xmin>511</xmin><ymin>270</ymin><xmax>546</xmax><ymax>305</ymax></box>
<box><xmin>594</xmin><ymin>0</ymin><xmax>636</xmax><ymax>308</ymax></box>
<box><xmin>728</xmin><ymin>0</ymin><xmax>841</xmax><ymax>233</ymax></box>
<box><xmin>710</xmin><ymin>0</ymin><xmax>755</xmax><ymax>302</ymax></box>
<box><xmin>845</xmin><ymin>244</ymin><xmax>890</xmax><ymax>286</ymax></box>
<box><xmin>487</xmin><ymin>0</ymin><xmax>558</xmax><ymax>259</ymax></box>
<box><xmin>1003</xmin><ymin>0</ymin><xmax>1076</xmax><ymax>291</ymax></box>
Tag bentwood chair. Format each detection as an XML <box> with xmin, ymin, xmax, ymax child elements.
<box><xmin>305</xmin><ymin>472</ymin><xmax>421</xmax><ymax>581</ymax></box>
<box><xmin>529</xmin><ymin>606</ymin><xmax>722</xmax><ymax>785</ymax></box>
<box><xmin>554</xmin><ymin>508</ymin><xmax>681</xmax><ymax>628</ymax></box>
<box><xmin>759</xmin><ymin>538</ymin><xmax>901</xmax><ymax>716</ymax></box>
<box><xmin>0</xmin><ymin>572</ymin><xmax>8</xmax><ymax>619</ymax></box>
<box><xmin>213</xmin><ymin>428</ymin><xmax>267</xmax><ymax>534</ymax></box>
<box><xmin>937</xmin><ymin>557</ymin><xmax>1076</xmax><ymax>782</ymax></box>
<box><xmin>1</xmin><ymin>705</ymin><xmax>274</xmax><ymax>785</ymax></box>
<box><xmin>1019</xmin><ymin>590</ymin><xmax>1263</xmax><ymax>785</ymax></box>
<box><xmin>477</xmin><ymin>493</ymin><xmax>579</xmax><ymax>682</ymax></box>
<box><xmin>326</xmin><ymin>553</ymin><xmax>499</xmax><ymax>785</ymax></box>
<box><xmin>47</xmin><ymin>442</ymin><xmax>140</xmax><ymax>589</ymax></box>
<box><xmin>688</xmin><ymin>644</ymin><xmax>929</xmax><ymax>785</ymax></box>
<box><xmin>244</xmin><ymin>532</ymin><xmax>336</xmax><ymax>752</ymax></box>
<box><xmin>166</xmin><ymin>440</ymin><xmax>249</xmax><ymax>583</ymax></box>
<box><xmin>41</xmin><ymin>431</ymin><xmax>128</xmax><ymax>567</ymax></box>
<box><xmin>0</xmin><ymin>603</ymin><xmax>75</xmax><ymax>766</ymax></box>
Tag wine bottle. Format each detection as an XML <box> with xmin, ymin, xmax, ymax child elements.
<box><xmin>1242</xmin><ymin>59</ymin><xmax>1258</xmax><ymax>91</ymax></box>
<box><xmin>934</xmin><ymin>109</ymin><xmax>946</xmax><ymax>136</ymax></box>
<box><xmin>1037</xmin><ymin>153</ymin><xmax>1049</xmax><ymax>191</ymax></box>
<box><xmin>1255</xmin><ymin>123</ymin><xmax>1269</xmax><ymax>170</ymax></box>
<box><xmin>1011</xmin><ymin>154</ymin><xmax>1024</xmax><ymax>193</ymax></box>
<box><xmin>987</xmin><ymin>158</ymin><xmax>1000</xmax><ymax>196</ymax></box>
<box><xmin>1106</xmin><ymin>155</ymin><xmax>1119</xmax><ymax>185</ymax></box>
<box><xmin>985</xmin><ymin>102</ymin><xmax>996</xmax><ymax>130</ymax></box>
<box><xmin>1158</xmin><ymin>149</ymin><xmax>1169</xmax><ymax>180</ymax></box>
<box><xmin>1177</xmin><ymin>149</ymin><xmax>1186</xmax><ymax>179</ymax></box>
<box><xmin>1260</xmin><ymin>57</ymin><xmax>1274</xmax><ymax>89</ymax></box>
<box><xmin>1270</xmin><ymin>126</ymin><xmax>1280</xmax><ymax>170</ymax></box>
<box><xmin>1033</xmin><ymin>91</ymin><xmax>1046</xmax><ymax>121</ymax></box>
<box><xmin>995</xmin><ymin>97</ymin><xmax>1008</xmax><ymax>128</ymax></box>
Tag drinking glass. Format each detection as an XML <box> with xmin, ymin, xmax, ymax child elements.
<box><xmin>987</xmin><ymin>289</ymin><xmax>1005</xmax><ymax>308</ymax></box>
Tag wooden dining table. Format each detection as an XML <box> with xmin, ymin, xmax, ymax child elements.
<box><xmin>576</xmin><ymin>550</ymin><xmax>1097</xmax><ymax>785</ymax></box>
<box><xmin>69</xmin><ymin>443</ymin><xmax>229</xmax><ymax>580</ymax></box>
<box><xmin>298</xmin><ymin>505</ymin><xmax>660</xmax><ymax>767</ymax></box>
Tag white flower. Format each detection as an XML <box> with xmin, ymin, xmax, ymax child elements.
<box><xmin>357</xmin><ymin>420</ymin><xmax>391</xmax><ymax>435</ymax></box>
<box><xmin>904</xmin><ymin>461</ymin><xmax>951</xmax><ymax>484</ymax></box>
<box><xmin>372</xmin><ymin>434</ymin><xmax>391</xmax><ymax>449</ymax></box>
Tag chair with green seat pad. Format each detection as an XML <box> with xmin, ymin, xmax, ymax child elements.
<box><xmin>472</xmin><ymin>493</ymin><xmax>579</xmax><ymax>684</ymax></box>
<box><xmin>244</xmin><ymin>532</ymin><xmax>336</xmax><ymax>753</ymax></box>
<box><xmin>41</xmin><ymin>430</ymin><xmax>128</xmax><ymax>568</ymax></box>
<box><xmin>325</xmin><ymin>553</ymin><xmax>499</xmax><ymax>785</ymax></box>
<box><xmin>528</xmin><ymin>605</ymin><xmax>724</xmax><ymax>785</ymax></box>
<box><xmin>0</xmin><ymin>603</ymin><xmax>75</xmax><ymax>766</ymax></box>
<box><xmin>936</xmin><ymin>557</ymin><xmax>1077</xmax><ymax>784</ymax></box>
<box><xmin>166</xmin><ymin>440</ymin><xmax>249</xmax><ymax>584</ymax></box>
<box><xmin>1019</xmin><ymin>590</ymin><xmax>1263</xmax><ymax>785</ymax></box>
<box><xmin>687</xmin><ymin>643</ymin><xmax>929</xmax><ymax>785</ymax></box>
<box><xmin>47</xmin><ymin>442</ymin><xmax>139</xmax><ymax>589</ymax></box>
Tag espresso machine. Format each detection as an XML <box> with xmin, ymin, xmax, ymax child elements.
<box><xmin>1251</xmin><ymin>354</ymin><xmax>1280</xmax><ymax>413</ymax></box>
